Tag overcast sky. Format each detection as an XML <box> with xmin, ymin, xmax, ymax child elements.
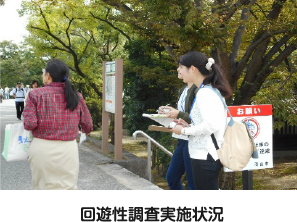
<box><xmin>0</xmin><ymin>0</ymin><xmax>29</xmax><ymax>44</ymax></box>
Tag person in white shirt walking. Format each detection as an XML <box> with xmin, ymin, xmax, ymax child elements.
<box><xmin>10</xmin><ymin>82</ymin><xmax>26</xmax><ymax>120</ymax></box>
<box><xmin>169</xmin><ymin>51</ymin><xmax>232</xmax><ymax>190</ymax></box>
<box><xmin>4</xmin><ymin>86</ymin><xmax>10</xmax><ymax>99</ymax></box>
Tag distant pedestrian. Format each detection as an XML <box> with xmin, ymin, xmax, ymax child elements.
<box><xmin>23</xmin><ymin>59</ymin><xmax>93</xmax><ymax>190</ymax></box>
<box><xmin>24</xmin><ymin>85</ymin><xmax>30</xmax><ymax>94</ymax></box>
<box><xmin>10</xmin><ymin>82</ymin><xmax>26</xmax><ymax>120</ymax></box>
<box><xmin>0</xmin><ymin>86</ymin><xmax>3</xmax><ymax>103</ymax></box>
<box><xmin>5</xmin><ymin>86</ymin><xmax>10</xmax><ymax>99</ymax></box>
<box><xmin>25</xmin><ymin>80</ymin><xmax>39</xmax><ymax>103</ymax></box>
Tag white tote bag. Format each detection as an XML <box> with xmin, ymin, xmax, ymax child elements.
<box><xmin>2</xmin><ymin>123</ymin><xmax>33</xmax><ymax>161</ymax></box>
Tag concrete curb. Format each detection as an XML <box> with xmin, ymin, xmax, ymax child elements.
<box><xmin>79</xmin><ymin>142</ymin><xmax>161</xmax><ymax>190</ymax></box>
<box><xmin>97</xmin><ymin>164</ymin><xmax>162</xmax><ymax>190</ymax></box>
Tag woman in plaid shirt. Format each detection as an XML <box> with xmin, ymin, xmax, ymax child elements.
<box><xmin>23</xmin><ymin>59</ymin><xmax>93</xmax><ymax>190</ymax></box>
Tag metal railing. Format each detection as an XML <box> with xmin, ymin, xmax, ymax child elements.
<box><xmin>133</xmin><ymin>130</ymin><xmax>173</xmax><ymax>182</ymax></box>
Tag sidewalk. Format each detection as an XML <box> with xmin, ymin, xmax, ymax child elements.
<box><xmin>0</xmin><ymin>99</ymin><xmax>161</xmax><ymax>190</ymax></box>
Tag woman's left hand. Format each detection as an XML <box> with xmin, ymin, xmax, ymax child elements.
<box><xmin>168</xmin><ymin>124</ymin><xmax>184</xmax><ymax>135</ymax></box>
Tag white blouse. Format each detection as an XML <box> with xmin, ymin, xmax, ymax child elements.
<box><xmin>182</xmin><ymin>86</ymin><xmax>227</xmax><ymax>160</ymax></box>
<box><xmin>172</xmin><ymin>87</ymin><xmax>189</xmax><ymax>140</ymax></box>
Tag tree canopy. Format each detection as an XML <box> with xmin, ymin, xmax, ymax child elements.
<box><xmin>0</xmin><ymin>41</ymin><xmax>44</xmax><ymax>88</ymax></box>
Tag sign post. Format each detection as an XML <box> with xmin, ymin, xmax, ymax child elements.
<box><xmin>102</xmin><ymin>59</ymin><xmax>123</xmax><ymax>160</ymax></box>
<box><xmin>226</xmin><ymin>105</ymin><xmax>273</xmax><ymax>189</ymax></box>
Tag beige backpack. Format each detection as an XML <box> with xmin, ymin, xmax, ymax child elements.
<box><xmin>204</xmin><ymin>85</ymin><xmax>258</xmax><ymax>171</ymax></box>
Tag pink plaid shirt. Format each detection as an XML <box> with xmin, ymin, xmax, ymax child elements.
<box><xmin>23</xmin><ymin>82</ymin><xmax>93</xmax><ymax>141</ymax></box>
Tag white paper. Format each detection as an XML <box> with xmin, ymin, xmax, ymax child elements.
<box><xmin>142</xmin><ymin>113</ymin><xmax>174</xmax><ymax>128</ymax></box>
<box><xmin>79</xmin><ymin>132</ymin><xmax>87</xmax><ymax>145</ymax></box>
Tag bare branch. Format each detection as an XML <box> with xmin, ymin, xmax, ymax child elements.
<box><xmin>111</xmin><ymin>35</ymin><xmax>119</xmax><ymax>52</ymax></box>
<box><xmin>239</xmin><ymin>44</ymin><xmax>297</xmax><ymax>104</ymax></box>
<box><xmin>229</xmin><ymin>0</ymin><xmax>257</xmax><ymax>65</ymax></box>
<box><xmin>90</xmin><ymin>12</ymin><xmax>131</xmax><ymax>42</ymax></box>
<box><xmin>63</xmin><ymin>12</ymin><xmax>74</xmax><ymax>47</ymax></box>
<box><xmin>230</xmin><ymin>30</ymin><xmax>287</xmax><ymax>87</ymax></box>
<box><xmin>78</xmin><ymin>35</ymin><xmax>93</xmax><ymax>63</ymax></box>
<box><xmin>279</xmin><ymin>56</ymin><xmax>297</xmax><ymax>90</ymax></box>
<box><xmin>35</xmin><ymin>3</ymin><xmax>50</xmax><ymax>31</ymax></box>
<box><xmin>267</xmin><ymin>0</ymin><xmax>287</xmax><ymax>20</ymax></box>
<box><xmin>224</xmin><ymin>0</ymin><xmax>251</xmax><ymax>22</ymax></box>
<box><xmin>70</xmin><ymin>31</ymin><xmax>88</xmax><ymax>42</ymax></box>
<box><xmin>263</xmin><ymin>35</ymin><xmax>291</xmax><ymax>65</ymax></box>
<box><xmin>254</xmin><ymin>2</ymin><xmax>269</xmax><ymax>19</ymax></box>
<box><xmin>30</xmin><ymin>25</ymin><xmax>72</xmax><ymax>53</ymax></box>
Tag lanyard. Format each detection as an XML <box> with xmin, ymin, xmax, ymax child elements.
<box><xmin>189</xmin><ymin>82</ymin><xmax>204</xmax><ymax>122</ymax></box>
<box><xmin>180</xmin><ymin>88</ymin><xmax>187</xmax><ymax>112</ymax></box>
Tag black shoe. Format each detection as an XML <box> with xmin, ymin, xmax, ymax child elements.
<box><xmin>18</xmin><ymin>117</ymin><xmax>21</xmax><ymax>120</ymax></box>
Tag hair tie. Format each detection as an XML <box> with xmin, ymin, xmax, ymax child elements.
<box><xmin>63</xmin><ymin>77</ymin><xmax>67</xmax><ymax>82</ymax></box>
<box><xmin>205</xmin><ymin>58</ymin><xmax>215</xmax><ymax>71</ymax></box>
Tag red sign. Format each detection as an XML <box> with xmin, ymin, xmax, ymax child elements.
<box><xmin>227</xmin><ymin>105</ymin><xmax>272</xmax><ymax>117</ymax></box>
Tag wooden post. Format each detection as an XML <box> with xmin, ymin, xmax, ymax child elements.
<box><xmin>114</xmin><ymin>59</ymin><xmax>123</xmax><ymax>160</ymax></box>
<box><xmin>242</xmin><ymin>170</ymin><xmax>253</xmax><ymax>190</ymax></box>
<box><xmin>102</xmin><ymin>61</ymin><xmax>109</xmax><ymax>154</ymax></box>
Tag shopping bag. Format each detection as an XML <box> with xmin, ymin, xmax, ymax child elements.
<box><xmin>2</xmin><ymin>123</ymin><xmax>33</xmax><ymax>161</ymax></box>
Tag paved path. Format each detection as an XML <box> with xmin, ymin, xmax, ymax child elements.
<box><xmin>0</xmin><ymin>99</ymin><xmax>161</xmax><ymax>190</ymax></box>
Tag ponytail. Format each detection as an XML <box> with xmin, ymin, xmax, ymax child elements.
<box><xmin>203</xmin><ymin>64</ymin><xmax>232</xmax><ymax>98</ymax></box>
<box><xmin>64</xmin><ymin>79</ymin><xmax>80</xmax><ymax>111</ymax></box>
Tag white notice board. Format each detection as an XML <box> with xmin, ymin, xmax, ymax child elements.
<box><xmin>105</xmin><ymin>61</ymin><xmax>116</xmax><ymax>113</ymax></box>
<box><xmin>224</xmin><ymin>105</ymin><xmax>273</xmax><ymax>172</ymax></box>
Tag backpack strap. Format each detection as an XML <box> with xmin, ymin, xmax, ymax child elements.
<box><xmin>211</xmin><ymin>134</ymin><xmax>219</xmax><ymax>151</ymax></box>
<box><xmin>203</xmin><ymin>85</ymin><xmax>234</xmax><ymax>127</ymax></box>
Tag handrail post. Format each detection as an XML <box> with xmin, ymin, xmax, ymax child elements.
<box><xmin>133</xmin><ymin>130</ymin><xmax>173</xmax><ymax>183</ymax></box>
<box><xmin>147</xmin><ymin>139</ymin><xmax>152</xmax><ymax>182</ymax></box>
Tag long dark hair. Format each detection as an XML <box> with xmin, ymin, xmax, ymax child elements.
<box><xmin>179</xmin><ymin>51</ymin><xmax>232</xmax><ymax>98</ymax></box>
<box><xmin>45</xmin><ymin>59</ymin><xmax>79</xmax><ymax>111</ymax></box>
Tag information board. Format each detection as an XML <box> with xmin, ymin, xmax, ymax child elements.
<box><xmin>105</xmin><ymin>61</ymin><xmax>116</xmax><ymax>113</ymax></box>
<box><xmin>224</xmin><ymin>104</ymin><xmax>273</xmax><ymax>172</ymax></box>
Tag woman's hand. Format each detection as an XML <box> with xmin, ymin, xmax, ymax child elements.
<box><xmin>173</xmin><ymin>118</ymin><xmax>190</xmax><ymax>127</ymax></box>
<box><xmin>168</xmin><ymin>124</ymin><xmax>184</xmax><ymax>135</ymax></box>
<box><xmin>164</xmin><ymin>106</ymin><xmax>179</xmax><ymax>118</ymax></box>
<box><xmin>157</xmin><ymin>106</ymin><xmax>166</xmax><ymax>114</ymax></box>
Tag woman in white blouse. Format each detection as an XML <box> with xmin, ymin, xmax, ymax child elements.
<box><xmin>170</xmin><ymin>51</ymin><xmax>232</xmax><ymax>190</ymax></box>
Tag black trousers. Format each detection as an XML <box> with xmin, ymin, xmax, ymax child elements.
<box><xmin>15</xmin><ymin>102</ymin><xmax>24</xmax><ymax>119</ymax></box>
<box><xmin>191</xmin><ymin>154</ymin><xmax>222</xmax><ymax>190</ymax></box>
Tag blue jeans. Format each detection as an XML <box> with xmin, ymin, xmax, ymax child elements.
<box><xmin>166</xmin><ymin>139</ymin><xmax>196</xmax><ymax>190</ymax></box>
<box><xmin>5</xmin><ymin>93</ymin><xmax>9</xmax><ymax>99</ymax></box>
<box><xmin>191</xmin><ymin>157</ymin><xmax>222</xmax><ymax>190</ymax></box>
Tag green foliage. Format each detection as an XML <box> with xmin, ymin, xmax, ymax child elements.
<box><xmin>252</xmin><ymin>53</ymin><xmax>297</xmax><ymax>129</ymax></box>
<box><xmin>123</xmin><ymin>40</ymin><xmax>182</xmax><ymax>136</ymax></box>
<box><xmin>0</xmin><ymin>41</ymin><xmax>44</xmax><ymax>88</ymax></box>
